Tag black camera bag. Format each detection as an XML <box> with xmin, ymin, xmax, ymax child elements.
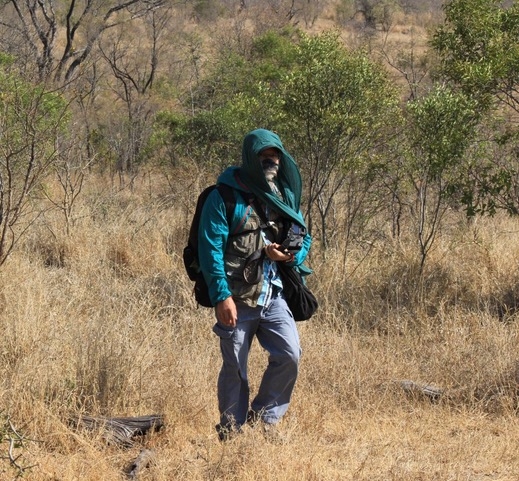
<box><xmin>277</xmin><ymin>263</ymin><xmax>318</xmax><ymax>321</ymax></box>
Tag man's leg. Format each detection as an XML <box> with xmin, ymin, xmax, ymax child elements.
<box><xmin>251</xmin><ymin>296</ymin><xmax>301</xmax><ymax>424</ymax></box>
<box><xmin>213</xmin><ymin>305</ymin><xmax>261</xmax><ymax>430</ymax></box>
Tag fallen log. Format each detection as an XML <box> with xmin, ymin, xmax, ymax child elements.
<box><xmin>71</xmin><ymin>414</ymin><xmax>164</xmax><ymax>447</ymax></box>
<box><xmin>397</xmin><ymin>380</ymin><xmax>444</xmax><ymax>401</ymax></box>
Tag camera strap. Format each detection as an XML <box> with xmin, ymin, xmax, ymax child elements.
<box><xmin>252</xmin><ymin>199</ymin><xmax>276</xmax><ymax>232</ymax></box>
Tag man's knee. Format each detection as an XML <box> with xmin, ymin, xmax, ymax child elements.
<box><xmin>272</xmin><ymin>347</ymin><xmax>300</xmax><ymax>368</ymax></box>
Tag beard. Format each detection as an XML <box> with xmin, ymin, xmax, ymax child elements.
<box><xmin>264</xmin><ymin>167</ymin><xmax>278</xmax><ymax>181</ymax></box>
<box><xmin>261</xmin><ymin>158</ymin><xmax>279</xmax><ymax>181</ymax></box>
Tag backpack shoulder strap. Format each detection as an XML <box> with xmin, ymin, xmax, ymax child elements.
<box><xmin>216</xmin><ymin>184</ymin><xmax>277</xmax><ymax>238</ymax></box>
<box><xmin>216</xmin><ymin>183</ymin><xmax>262</xmax><ymax>236</ymax></box>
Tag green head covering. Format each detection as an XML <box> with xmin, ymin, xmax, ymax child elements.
<box><xmin>239</xmin><ymin>129</ymin><xmax>306</xmax><ymax>228</ymax></box>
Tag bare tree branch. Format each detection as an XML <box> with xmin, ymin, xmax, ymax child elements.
<box><xmin>0</xmin><ymin>0</ymin><xmax>172</xmax><ymax>84</ymax></box>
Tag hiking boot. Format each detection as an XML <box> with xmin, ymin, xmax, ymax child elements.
<box><xmin>260</xmin><ymin>422</ymin><xmax>286</xmax><ymax>445</ymax></box>
<box><xmin>246</xmin><ymin>410</ymin><xmax>261</xmax><ymax>427</ymax></box>
<box><xmin>215</xmin><ymin>423</ymin><xmax>242</xmax><ymax>442</ymax></box>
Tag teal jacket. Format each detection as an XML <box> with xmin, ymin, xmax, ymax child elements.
<box><xmin>198</xmin><ymin>129</ymin><xmax>312</xmax><ymax>306</ymax></box>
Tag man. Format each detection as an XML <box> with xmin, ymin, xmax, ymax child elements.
<box><xmin>198</xmin><ymin>128</ymin><xmax>312</xmax><ymax>441</ymax></box>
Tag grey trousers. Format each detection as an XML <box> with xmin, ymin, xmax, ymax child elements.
<box><xmin>213</xmin><ymin>295</ymin><xmax>301</xmax><ymax>428</ymax></box>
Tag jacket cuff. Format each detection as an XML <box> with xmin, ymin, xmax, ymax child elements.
<box><xmin>210</xmin><ymin>278</ymin><xmax>232</xmax><ymax>306</ymax></box>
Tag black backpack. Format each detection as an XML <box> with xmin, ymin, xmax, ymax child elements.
<box><xmin>183</xmin><ymin>184</ymin><xmax>236</xmax><ymax>307</ymax></box>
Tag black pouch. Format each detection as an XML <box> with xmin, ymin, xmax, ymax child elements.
<box><xmin>277</xmin><ymin>263</ymin><xmax>318</xmax><ymax>322</ymax></box>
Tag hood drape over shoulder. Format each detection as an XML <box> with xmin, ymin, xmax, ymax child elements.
<box><xmin>237</xmin><ymin>129</ymin><xmax>306</xmax><ymax>229</ymax></box>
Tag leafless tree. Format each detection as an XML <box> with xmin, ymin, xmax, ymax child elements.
<box><xmin>98</xmin><ymin>5</ymin><xmax>171</xmax><ymax>178</ymax></box>
<box><xmin>42</xmin><ymin>134</ymin><xmax>94</xmax><ymax>236</ymax></box>
<box><xmin>0</xmin><ymin>0</ymin><xmax>170</xmax><ymax>85</ymax></box>
<box><xmin>0</xmin><ymin>77</ymin><xmax>70</xmax><ymax>266</ymax></box>
<box><xmin>378</xmin><ymin>27</ymin><xmax>431</xmax><ymax>101</ymax></box>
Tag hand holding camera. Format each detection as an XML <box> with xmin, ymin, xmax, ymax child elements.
<box><xmin>265</xmin><ymin>243</ymin><xmax>293</xmax><ymax>262</ymax></box>
<box><xmin>264</xmin><ymin>222</ymin><xmax>307</xmax><ymax>263</ymax></box>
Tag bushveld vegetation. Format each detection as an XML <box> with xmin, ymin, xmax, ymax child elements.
<box><xmin>1</xmin><ymin>0</ymin><xmax>519</xmax><ymax>479</ymax></box>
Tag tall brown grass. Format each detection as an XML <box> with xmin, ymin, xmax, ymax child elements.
<box><xmin>1</xmin><ymin>171</ymin><xmax>518</xmax><ymax>480</ymax></box>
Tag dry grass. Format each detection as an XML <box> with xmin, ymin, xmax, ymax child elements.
<box><xmin>1</xmin><ymin>172</ymin><xmax>519</xmax><ymax>480</ymax></box>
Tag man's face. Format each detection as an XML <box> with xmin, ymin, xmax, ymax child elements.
<box><xmin>258</xmin><ymin>148</ymin><xmax>281</xmax><ymax>181</ymax></box>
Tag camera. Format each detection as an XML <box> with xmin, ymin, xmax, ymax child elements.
<box><xmin>281</xmin><ymin>223</ymin><xmax>307</xmax><ymax>252</ymax></box>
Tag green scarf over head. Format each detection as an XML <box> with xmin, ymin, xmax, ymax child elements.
<box><xmin>238</xmin><ymin>129</ymin><xmax>306</xmax><ymax>229</ymax></box>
